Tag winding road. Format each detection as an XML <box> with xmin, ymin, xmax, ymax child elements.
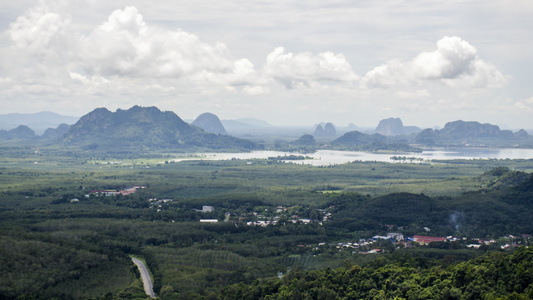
<box><xmin>131</xmin><ymin>257</ymin><xmax>156</xmax><ymax>298</ymax></box>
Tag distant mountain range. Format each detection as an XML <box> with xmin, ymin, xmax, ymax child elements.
<box><xmin>0</xmin><ymin>112</ymin><xmax>78</xmax><ymax>134</ymax></box>
<box><xmin>331</xmin><ymin>119</ymin><xmax>531</xmax><ymax>148</ymax></box>
<box><xmin>0</xmin><ymin>124</ymin><xmax>70</xmax><ymax>141</ymax></box>
<box><xmin>412</xmin><ymin>120</ymin><xmax>531</xmax><ymax>147</ymax></box>
<box><xmin>1</xmin><ymin>108</ymin><xmax>532</xmax><ymax>149</ymax></box>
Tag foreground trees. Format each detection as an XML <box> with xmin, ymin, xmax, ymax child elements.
<box><xmin>220</xmin><ymin>247</ymin><xmax>533</xmax><ymax>300</ymax></box>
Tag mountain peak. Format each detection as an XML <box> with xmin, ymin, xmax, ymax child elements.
<box><xmin>314</xmin><ymin>123</ymin><xmax>336</xmax><ymax>137</ymax></box>
<box><xmin>192</xmin><ymin>112</ymin><xmax>227</xmax><ymax>135</ymax></box>
<box><xmin>374</xmin><ymin>118</ymin><xmax>421</xmax><ymax>136</ymax></box>
<box><xmin>375</xmin><ymin>118</ymin><xmax>404</xmax><ymax>136</ymax></box>
<box><xmin>64</xmin><ymin>106</ymin><xmax>258</xmax><ymax>150</ymax></box>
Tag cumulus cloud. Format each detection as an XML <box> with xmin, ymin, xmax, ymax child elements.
<box><xmin>511</xmin><ymin>97</ymin><xmax>533</xmax><ymax>113</ymax></box>
<box><xmin>3</xmin><ymin>3</ymin><xmax>518</xmax><ymax>124</ymax></box>
<box><xmin>7</xmin><ymin>4</ymin><xmax>258</xmax><ymax>91</ymax></box>
<box><xmin>68</xmin><ymin>71</ymin><xmax>109</xmax><ymax>88</ymax></box>
<box><xmin>263</xmin><ymin>47</ymin><xmax>359</xmax><ymax>88</ymax></box>
<box><xmin>8</xmin><ymin>3</ymin><xmax>71</xmax><ymax>53</ymax></box>
<box><xmin>362</xmin><ymin>36</ymin><xmax>509</xmax><ymax>89</ymax></box>
<box><xmin>78</xmin><ymin>6</ymin><xmax>256</xmax><ymax>82</ymax></box>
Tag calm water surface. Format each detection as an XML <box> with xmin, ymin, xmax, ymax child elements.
<box><xmin>177</xmin><ymin>148</ymin><xmax>533</xmax><ymax>166</ymax></box>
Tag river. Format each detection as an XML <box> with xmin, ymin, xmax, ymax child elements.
<box><xmin>173</xmin><ymin>148</ymin><xmax>533</xmax><ymax>166</ymax></box>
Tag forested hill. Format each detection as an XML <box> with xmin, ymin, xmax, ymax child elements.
<box><xmin>63</xmin><ymin>106</ymin><xmax>259</xmax><ymax>150</ymax></box>
<box><xmin>220</xmin><ymin>246</ymin><xmax>533</xmax><ymax>299</ymax></box>
<box><xmin>326</xmin><ymin>169</ymin><xmax>533</xmax><ymax>237</ymax></box>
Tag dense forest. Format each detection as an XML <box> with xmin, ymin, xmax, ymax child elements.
<box><xmin>220</xmin><ymin>246</ymin><xmax>533</xmax><ymax>299</ymax></box>
<box><xmin>1</xmin><ymin>146</ymin><xmax>533</xmax><ymax>299</ymax></box>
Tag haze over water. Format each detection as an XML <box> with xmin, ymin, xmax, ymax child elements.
<box><xmin>183</xmin><ymin>148</ymin><xmax>533</xmax><ymax>166</ymax></box>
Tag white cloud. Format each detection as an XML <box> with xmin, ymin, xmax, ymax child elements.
<box><xmin>509</xmin><ymin>97</ymin><xmax>533</xmax><ymax>113</ymax></box>
<box><xmin>362</xmin><ymin>36</ymin><xmax>509</xmax><ymax>89</ymax></box>
<box><xmin>413</xmin><ymin>36</ymin><xmax>477</xmax><ymax>79</ymax></box>
<box><xmin>242</xmin><ymin>85</ymin><xmax>268</xmax><ymax>95</ymax></box>
<box><xmin>1</xmin><ymin>2</ymin><xmax>529</xmax><ymax>128</ymax></box>
<box><xmin>6</xmin><ymin>4</ymin><xmax>258</xmax><ymax>90</ymax></box>
<box><xmin>78</xmin><ymin>6</ymin><xmax>241</xmax><ymax>79</ymax></box>
<box><xmin>513</xmin><ymin>101</ymin><xmax>531</xmax><ymax>112</ymax></box>
<box><xmin>68</xmin><ymin>71</ymin><xmax>109</xmax><ymax>89</ymax></box>
<box><xmin>8</xmin><ymin>3</ymin><xmax>71</xmax><ymax>54</ymax></box>
<box><xmin>195</xmin><ymin>58</ymin><xmax>259</xmax><ymax>86</ymax></box>
<box><xmin>263</xmin><ymin>47</ymin><xmax>359</xmax><ymax>88</ymax></box>
<box><xmin>394</xmin><ymin>89</ymin><xmax>430</xmax><ymax>99</ymax></box>
<box><xmin>361</xmin><ymin>59</ymin><xmax>408</xmax><ymax>88</ymax></box>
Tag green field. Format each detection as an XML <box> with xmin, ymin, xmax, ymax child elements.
<box><xmin>1</xmin><ymin>146</ymin><xmax>533</xmax><ymax>299</ymax></box>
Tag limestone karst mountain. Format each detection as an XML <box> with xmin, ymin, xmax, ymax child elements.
<box><xmin>63</xmin><ymin>106</ymin><xmax>259</xmax><ymax>150</ymax></box>
<box><xmin>324</xmin><ymin>123</ymin><xmax>337</xmax><ymax>137</ymax></box>
<box><xmin>314</xmin><ymin>123</ymin><xmax>336</xmax><ymax>137</ymax></box>
<box><xmin>293</xmin><ymin>134</ymin><xmax>316</xmax><ymax>146</ymax></box>
<box><xmin>192</xmin><ymin>112</ymin><xmax>228</xmax><ymax>135</ymax></box>
<box><xmin>313</xmin><ymin>124</ymin><xmax>324</xmax><ymax>137</ymax></box>
<box><xmin>332</xmin><ymin>131</ymin><xmax>385</xmax><ymax>146</ymax></box>
<box><xmin>374</xmin><ymin>118</ymin><xmax>421</xmax><ymax>136</ymax></box>
<box><xmin>0</xmin><ymin>125</ymin><xmax>36</xmax><ymax>140</ymax></box>
<box><xmin>41</xmin><ymin>124</ymin><xmax>71</xmax><ymax>140</ymax></box>
<box><xmin>413</xmin><ymin>120</ymin><xmax>530</xmax><ymax>146</ymax></box>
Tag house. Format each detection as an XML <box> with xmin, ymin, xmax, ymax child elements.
<box><xmin>202</xmin><ymin>206</ymin><xmax>214</xmax><ymax>213</ymax></box>
<box><xmin>413</xmin><ymin>235</ymin><xmax>446</xmax><ymax>245</ymax></box>
<box><xmin>90</xmin><ymin>186</ymin><xmax>145</xmax><ymax>197</ymax></box>
<box><xmin>372</xmin><ymin>235</ymin><xmax>393</xmax><ymax>241</ymax></box>
<box><xmin>118</xmin><ymin>186</ymin><xmax>145</xmax><ymax>195</ymax></box>
<box><xmin>387</xmin><ymin>233</ymin><xmax>404</xmax><ymax>241</ymax></box>
<box><xmin>89</xmin><ymin>190</ymin><xmax>119</xmax><ymax>196</ymax></box>
<box><xmin>200</xmin><ymin>219</ymin><xmax>218</xmax><ymax>223</ymax></box>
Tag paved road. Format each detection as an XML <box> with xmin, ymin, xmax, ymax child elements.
<box><xmin>131</xmin><ymin>257</ymin><xmax>156</xmax><ymax>298</ymax></box>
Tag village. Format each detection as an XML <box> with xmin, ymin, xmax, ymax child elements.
<box><xmin>306</xmin><ymin>233</ymin><xmax>530</xmax><ymax>255</ymax></box>
<box><xmin>149</xmin><ymin>198</ymin><xmax>531</xmax><ymax>254</ymax></box>
<box><xmin>86</xmin><ymin>187</ymin><xmax>531</xmax><ymax>255</ymax></box>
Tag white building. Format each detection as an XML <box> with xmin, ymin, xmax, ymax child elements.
<box><xmin>202</xmin><ymin>206</ymin><xmax>214</xmax><ymax>212</ymax></box>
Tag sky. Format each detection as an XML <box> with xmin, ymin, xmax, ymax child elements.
<box><xmin>1</xmin><ymin>0</ymin><xmax>533</xmax><ymax>129</ymax></box>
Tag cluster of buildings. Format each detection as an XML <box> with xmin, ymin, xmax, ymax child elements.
<box><xmin>149</xmin><ymin>198</ymin><xmax>174</xmax><ymax>212</ymax></box>
<box><xmin>84</xmin><ymin>192</ymin><xmax>531</xmax><ymax>253</ymax></box>
<box><xmin>244</xmin><ymin>206</ymin><xmax>332</xmax><ymax>227</ymax></box>
<box><xmin>309</xmin><ymin>233</ymin><xmax>530</xmax><ymax>254</ymax></box>
<box><xmin>88</xmin><ymin>186</ymin><xmax>146</xmax><ymax>197</ymax></box>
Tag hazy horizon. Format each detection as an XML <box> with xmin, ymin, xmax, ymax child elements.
<box><xmin>2</xmin><ymin>108</ymin><xmax>533</xmax><ymax>133</ymax></box>
<box><xmin>1</xmin><ymin>1</ymin><xmax>532</xmax><ymax>129</ymax></box>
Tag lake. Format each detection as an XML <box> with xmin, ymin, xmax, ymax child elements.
<box><xmin>175</xmin><ymin>148</ymin><xmax>533</xmax><ymax>166</ymax></box>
